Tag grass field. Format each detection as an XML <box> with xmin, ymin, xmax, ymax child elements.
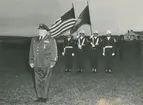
<box><xmin>0</xmin><ymin>42</ymin><xmax>143</xmax><ymax>105</ymax></box>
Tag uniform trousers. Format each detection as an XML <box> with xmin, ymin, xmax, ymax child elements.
<box><xmin>34</xmin><ymin>67</ymin><xmax>52</xmax><ymax>99</ymax></box>
<box><xmin>76</xmin><ymin>49</ymin><xmax>84</xmax><ymax>70</ymax></box>
<box><xmin>104</xmin><ymin>54</ymin><xmax>113</xmax><ymax>70</ymax></box>
<box><xmin>104</xmin><ymin>48</ymin><xmax>114</xmax><ymax>70</ymax></box>
<box><xmin>119</xmin><ymin>47</ymin><xmax>124</xmax><ymax>60</ymax></box>
<box><xmin>65</xmin><ymin>51</ymin><xmax>73</xmax><ymax>69</ymax></box>
<box><xmin>90</xmin><ymin>48</ymin><xmax>99</xmax><ymax>69</ymax></box>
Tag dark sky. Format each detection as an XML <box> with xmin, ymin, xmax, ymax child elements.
<box><xmin>0</xmin><ymin>0</ymin><xmax>143</xmax><ymax>36</ymax></box>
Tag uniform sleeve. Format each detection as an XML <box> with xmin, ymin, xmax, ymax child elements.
<box><xmin>63</xmin><ymin>39</ymin><xmax>66</xmax><ymax>53</ymax></box>
<box><xmin>73</xmin><ymin>39</ymin><xmax>77</xmax><ymax>53</ymax></box>
<box><xmin>50</xmin><ymin>38</ymin><xmax>58</xmax><ymax>66</ymax></box>
<box><xmin>29</xmin><ymin>38</ymin><xmax>34</xmax><ymax>64</ymax></box>
<box><xmin>113</xmin><ymin>38</ymin><xmax>116</xmax><ymax>53</ymax></box>
<box><xmin>63</xmin><ymin>39</ymin><xmax>66</xmax><ymax>48</ymax></box>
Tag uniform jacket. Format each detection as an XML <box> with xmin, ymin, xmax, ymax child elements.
<box><xmin>103</xmin><ymin>36</ymin><xmax>116</xmax><ymax>55</ymax></box>
<box><xmin>29</xmin><ymin>35</ymin><xmax>58</xmax><ymax>68</ymax></box>
<box><xmin>76</xmin><ymin>36</ymin><xmax>87</xmax><ymax>50</ymax></box>
<box><xmin>89</xmin><ymin>35</ymin><xmax>101</xmax><ymax>49</ymax></box>
<box><xmin>63</xmin><ymin>37</ymin><xmax>75</xmax><ymax>55</ymax></box>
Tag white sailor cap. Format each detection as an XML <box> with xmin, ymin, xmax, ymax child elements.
<box><xmin>106</xmin><ymin>30</ymin><xmax>111</xmax><ymax>34</ymax></box>
<box><xmin>93</xmin><ymin>30</ymin><xmax>98</xmax><ymax>34</ymax></box>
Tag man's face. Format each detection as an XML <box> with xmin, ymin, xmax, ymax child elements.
<box><xmin>93</xmin><ymin>33</ymin><xmax>98</xmax><ymax>36</ymax></box>
<box><xmin>80</xmin><ymin>33</ymin><xmax>84</xmax><ymax>37</ymax></box>
<box><xmin>67</xmin><ymin>36</ymin><xmax>71</xmax><ymax>39</ymax></box>
<box><xmin>38</xmin><ymin>29</ymin><xmax>48</xmax><ymax>37</ymax></box>
<box><xmin>107</xmin><ymin>34</ymin><xmax>111</xmax><ymax>37</ymax></box>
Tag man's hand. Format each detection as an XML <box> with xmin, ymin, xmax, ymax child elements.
<box><xmin>62</xmin><ymin>52</ymin><xmax>65</xmax><ymax>56</ymax></box>
<box><xmin>92</xmin><ymin>44</ymin><xmax>95</xmax><ymax>48</ymax></box>
<box><xmin>30</xmin><ymin>63</ymin><xmax>34</xmax><ymax>68</ymax></box>
<box><xmin>102</xmin><ymin>53</ymin><xmax>105</xmax><ymax>56</ymax></box>
<box><xmin>112</xmin><ymin>53</ymin><xmax>115</xmax><ymax>56</ymax></box>
<box><xmin>78</xmin><ymin>45</ymin><xmax>82</xmax><ymax>49</ymax></box>
<box><xmin>95</xmin><ymin>43</ymin><xmax>99</xmax><ymax>46</ymax></box>
<box><xmin>72</xmin><ymin>53</ymin><xmax>74</xmax><ymax>56</ymax></box>
<box><xmin>50</xmin><ymin>65</ymin><xmax>54</xmax><ymax>68</ymax></box>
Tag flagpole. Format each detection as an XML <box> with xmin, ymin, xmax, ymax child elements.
<box><xmin>90</xmin><ymin>23</ymin><xmax>93</xmax><ymax>35</ymax></box>
<box><xmin>87</xmin><ymin>1</ymin><xmax>93</xmax><ymax>35</ymax></box>
<box><xmin>72</xmin><ymin>2</ymin><xmax>79</xmax><ymax>38</ymax></box>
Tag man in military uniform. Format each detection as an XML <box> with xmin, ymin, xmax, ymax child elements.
<box><xmin>135</xmin><ymin>36</ymin><xmax>141</xmax><ymax>58</ymax></box>
<box><xmin>89</xmin><ymin>30</ymin><xmax>100</xmax><ymax>72</ymax></box>
<box><xmin>102</xmin><ymin>30</ymin><xmax>116</xmax><ymax>73</ymax></box>
<box><xmin>75</xmin><ymin>30</ymin><xmax>86</xmax><ymax>72</ymax></box>
<box><xmin>62</xmin><ymin>35</ymin><xmax>75</xmax><ymax>72</ymax></box>
<box><xmin>29</xmin><ymin>24</ymin><xmax>58</xmax><ymax>103</ymax></box>
<box><xmin>118</xmin><ymin>35</ymin><xmax>125</xmax><ymax>60</ymax></box>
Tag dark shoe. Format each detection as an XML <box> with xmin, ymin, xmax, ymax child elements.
<box><xmin>41</xmin><ymin>98</ymin><xmax>48</xmax><ymax>103</ymax></box>
<box><xmin>77</xmin><ymin>69</ymin><xmax>82</xmax><ymax>72</ymax></box>
<box><xmin>105</xmin><ymin>69</ymin><xmax>108</xmax><ymax>73</ymax></box>
<box><xmin>105</xmin><ymin>69</ymin><xmax>112</xmax><ymax>73</ymax></box>
<box><xmin>34</xmin><ymin>97</ymin><xmax>42</xmax><ymax>102</ymax></box>
<box><xmin>65</xmin><ymin>69</ymin><xmax>69</xmax><ymax>72</ymax></box>
<box><xmin>108</xmin><ymin>69</ymin><xmax>112</xmax><ymax>73</ymax></box>
<box><xmin>92</xmin><ymin>68</ymin><xmax>97</xmax><ymax>73</ymax></box>
<box><xmin>92</xmin><ymin>68</ymin><xmax>95</xmax><ymax>72</ymax></box>
<box><xmin>77</xmin><ymin>69</ymin><xmax>81</xmax><ymax>72</ymax></box>
<box><xmin>94</xmin><ymin>69</ymin><xmax>97</xmax><ymax>72</ymax></box>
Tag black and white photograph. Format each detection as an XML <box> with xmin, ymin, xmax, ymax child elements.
<box><xmin>0</xmin><ymin>0</ymin><xmax>143</xmax><ymax>105</ymax></box>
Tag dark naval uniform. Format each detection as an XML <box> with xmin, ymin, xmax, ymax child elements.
<box><xmin>75</xmin><ymin>36</ymin><xmax>86</xmax><ymax>71</ymax></box>
<box><xmin>29</xmin><ymin>35</ymin><xmax>57</xmax><ymax>100</ymax></box>
<box><xmin>89</xmin><ymin>35</ymin><xmax>101</xmax><ymax>72</ymax></box>
<box><xmin>63</xmin><ymin>37</ymin><xmax>75</xmax><ymax>71</ymax></box>
<box><xmin>135</xmin><ymin>36</ymin><xmax>141</xmax><ymax>58</ymax></box>
<box><xmin>103</xmin><ymin>36</ymin><xmax>116</xmax><ymax>72</ymax></box>
<box><xmin>118</xmin><ymin>35</ymin><xmax>125</xmax><ymax>60</ymax></box>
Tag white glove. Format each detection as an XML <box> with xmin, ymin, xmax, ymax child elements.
<box><xmin>92</xmin><ymin>44</ymin><xmax>95</xmax><ymax>47</ymax></box>
<box><xmin>95</xmin><ymin>43</ymin><xmax>99</xmax><ymax>46</ymax></box>
<box><xmin>112</xmin><ymin>53</ymin><xmax>115</xmax><ymax>56</ymax></box>
<box><xmin>30</xmin><ymin>63</ymin><xmax>34</xmax><ymax>68</ymax></box>
<box><xmin>78</xmin><ymin>45</ymin><xmax>82</xmax><ymax>49</ymax></box>
<box><xmin>50</xmin><ymin>65</ymin><xmax>54</xmax><ymax>68</ymax></box>
<box><xmin>62</xmin><ymin>52</ymin><xmax>65</xmax><ymax>56</ymax></box>
<box><xmin>72</xmin><ymin>53</ymin><xmax>74</xmax><ymax>56</ymax></box>
<box><xmin>102</xmin><ymin>53</ymin><xmax>105</xmax><ymax>56</ymax></box>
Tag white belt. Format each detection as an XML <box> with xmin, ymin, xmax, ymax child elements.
<box><xmin>65</xmin><ymin>46</ymin><xmax>73</xmax><ymax>48</ymax></box>
<box><xmin>104</xmin><ymin>46</ymin><xmax>113</xmax><ymax>48</ymax></box>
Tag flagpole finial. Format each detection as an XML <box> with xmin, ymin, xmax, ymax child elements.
<box><xmin>87</xmin><ymin>1</ymin><xmax>89</xmax><ymax>5</ymax></box>
<box><xmin>72</xmin><ymin>3</ymin><xmax>74</xmax><ymax>7</ymax></box>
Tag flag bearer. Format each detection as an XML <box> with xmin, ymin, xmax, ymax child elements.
<box><xmin>89</xmin><ymin>30</ymin><xmax>100</xmax><ymax>72</ymax></box>
<box><xmin>76</xmin><ymin>30</ymin><xmax>86</xmax><ymax>72</ymax></box>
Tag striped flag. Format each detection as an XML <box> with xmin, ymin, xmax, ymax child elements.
<box><xmin>50</xmin><ymin>7</ymin><xmax>76</xmax><ymax>37</ymax></box>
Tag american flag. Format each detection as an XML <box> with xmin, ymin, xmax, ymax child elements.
<box><xmin>50</xmin><ymin>7</ymin><xmax>76</xmax><ymax>38</ymax></box>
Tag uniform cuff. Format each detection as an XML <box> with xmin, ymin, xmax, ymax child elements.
<box><xmin>51</xmin><ymin>57</ymin><xmax>57</xmax><ymax>62</ymax></box>
<box><xmin>51</xmin><ymin>62</ymin><xmax>56</xmax><ymax>67</ymax></box>
<box><xmin>29</xmin><ymin>59</ymin><xmax>34</xmax><ymax>64</ymax></box>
